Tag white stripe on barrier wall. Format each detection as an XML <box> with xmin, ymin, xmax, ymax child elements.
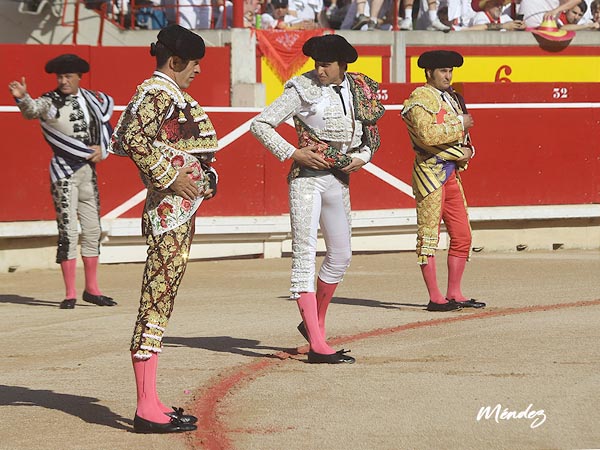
<box><xmin>3</xmin><ymin>103</ymin><xmax>598</xmax><ymax>221</ymax></box>
<box><xmin>4</xmin><ymin>103</ymin><xmax>600</xmax><ymax>113</ymax></box>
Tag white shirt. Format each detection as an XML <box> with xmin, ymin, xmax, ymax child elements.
<box><xmin>288</xmin><ymin>0</ymin><xmax>322</xmax><ymax>21</ymax></box>
<box><xmin>520</xmin><ymin>0</ymin><xmax>559</xmax><ymax>27</ymax></box>
<box><xmin>260</xmin><ymin>12</ymin><xmax>303</xmax><ymax>28</ymax></box>
<box><xmin>469</xmin><ymin>11</ymin><xmax>514</xmax><ymax>26</ymax></box>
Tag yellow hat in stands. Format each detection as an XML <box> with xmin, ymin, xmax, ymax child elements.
<box><xmin>530</xmin><ymin>19</ymin><xmax>575</xmax><ymax>41</ymax></box>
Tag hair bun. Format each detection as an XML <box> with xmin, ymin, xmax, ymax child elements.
<box><xmin>150</xmin><ymin>42</ymin><xmax>157</xmax><ymax>56</ymax></box>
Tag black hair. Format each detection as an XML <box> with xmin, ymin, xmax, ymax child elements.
<box><xmin>150</xmin><ymin>41</ymin><xmax>174</xmax><ymax>68</ymax></box>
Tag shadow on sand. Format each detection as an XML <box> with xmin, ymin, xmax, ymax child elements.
<box><xmin>0</xmin><ymin>385</ymin><xmax>131</xmax><ymax>430</ymax></box>
<box><xmin>164</xmin><ymin>336</ymin><xmax>300</xmax><ymax>359</ymax></box>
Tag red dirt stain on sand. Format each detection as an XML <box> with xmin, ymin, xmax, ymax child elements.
<box><xmin>188</xmin><ymin>299</ymin><xmax>600</xmax><ymax>450</ymax></box>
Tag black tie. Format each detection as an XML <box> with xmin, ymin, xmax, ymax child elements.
<box><xmin>332</xmin><ymin>85</ymin><xmax>347</xmax><ymax>115</ymax></box>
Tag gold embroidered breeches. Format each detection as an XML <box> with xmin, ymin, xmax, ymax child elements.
<box><xmin>416</xmin><ymin>173</ymin><xmax>471</xmax><ymax>265</ymax></box>
<box><xmin>130</xmin><ymin>219</ymin><xmax>194</xmax><ymax>359</ymax></box>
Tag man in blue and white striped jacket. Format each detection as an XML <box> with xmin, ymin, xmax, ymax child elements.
<box><xmin>8</xmin><ymin>53</ymin><xmax>116</xmax><ymax>310</ymax></box>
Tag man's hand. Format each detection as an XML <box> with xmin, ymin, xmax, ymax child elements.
<box><xmin>8</xmin><ymin>77</ymin><xmax>27</xmax><ymax>99</ymax></box>
<box><xmin>340</xmin><ymin>157</ymin><xmax>366</xmax><ymax>174</ymax></box>
<box><xmin>503</xmin><ymin>20</ymin><xmax>526</xmax><ymax>30</ymax></box>
<box><xmin>291</xmin><ymin>145</ymin><xmax>331</xmax><ymax>170</ymax></box>
<box><xmin>87</xmin><ymin>145</ymin><xmax>103</xmax><ymax>163</ymax></box>
<box><xmin>202</xmin><ymin>188</ymin><xmax>215</xmax><ymax>200</ymax></box>
<box><xmin>170</xmin><ymin>167</ymin><xmax>200</xmax><ymax>201</ymax></box>
<box><xmin>543</xmin><ymin>9</ymin><xmax>560</xmax><ymax>21</ymax></box>
<box><xmin>461</xmin><ymin>114</ymin><xmax>474</xmax><ymax>131</ymax></box>
<box><xmin>456</xmin><ymin>146</ymin><xmax>474</xmax><ymax>163</ymax></box>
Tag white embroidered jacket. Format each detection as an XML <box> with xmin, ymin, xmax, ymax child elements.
<box><xmin>250</xmin><ymin>71</ymin><xmax>372</xmax><ymax>164</ymax></box>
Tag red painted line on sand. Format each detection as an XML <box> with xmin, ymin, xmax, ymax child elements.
<box><xmin>188</xmin><ymin>299</ymin><xmax>600</xmax><ymax>450</ymax></box>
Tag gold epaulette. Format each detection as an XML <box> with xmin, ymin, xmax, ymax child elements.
<box><xmin>402</xmin><ymin>86</ymin><xmax>441</xmax><ymax>116</ymax></box>
<box><xmin>133</xmin><ymin>76</ymin><xmax>186</xmax><ymax>115</ymax></box>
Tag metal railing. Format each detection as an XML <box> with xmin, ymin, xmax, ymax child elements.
<box><xmin>86</xmin><ymin>0</ymin><xmax>244</xmax><ymax>31</ymax></box>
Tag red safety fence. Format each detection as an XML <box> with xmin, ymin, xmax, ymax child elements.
<box><xmin>2</xmin><ymin>44</ymin><xmax>599</xmax><ymax>222</ymax></box>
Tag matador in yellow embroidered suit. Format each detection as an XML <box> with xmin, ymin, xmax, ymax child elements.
<box><xmin>402</xmin><ymin>50</ymin><xmax>486</xmax><ymax>312</ymax></box>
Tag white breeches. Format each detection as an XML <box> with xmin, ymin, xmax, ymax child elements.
<box><xmin>51</xmin><ymin>164</ymin><xmax>101</xmax><ymax>262</ymax></box>
<box><xmin>288</xmin><ymin>174</ymin><xmax>352</xmax><ymax>295</ymax></box>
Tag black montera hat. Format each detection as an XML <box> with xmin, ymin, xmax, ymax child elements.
<box><xmin>302</xmin><ymin>34</ymin><xmax>358</xmax><ymax>63</ymax></box>
<box><xmin>417</xmin><ymin>50</ymin><xmax>463</xmax><ymax>69</ymax></box>
<box><xmin>153</xmin><ymin>24</ymin><xmax>206</xmax><ymax>60</ymax></box>
<box><xmin>45</xmin><ymin>54</ymin><xmax>89</xmax><ymax>74</ymax></box>
<box><xmin>271</xmin><ymin>0</ymin><xmax>288</xmax><ymax>7</ymax></box>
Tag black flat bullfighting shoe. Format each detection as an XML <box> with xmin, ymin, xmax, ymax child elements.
<box><xmin>307</xmin><ymin>349</ymin><xmax>355</xmax><ymax>364</ymax></box>
<box><xmin>82</xmin><ymin>291</ymin><xmax>118</xmax><ymax>306</ymax></box>
<box><xmin>59</xmin><ymin>298</ymin><xmax>76</xmax><ymax>309</ymax></box>
<box><xmin>297</xmin><ymin>322</ymin><xmax>309</xmax><ymax>342</ymax></box>
<box><xmin>165</xmin><ymin>406</ymin><xmax>198</xmax><ymax>424</ymax></box>
<box><xmin>133</xmin><ymin>414</ymin><xmax>197</xmax><ymax>434</ymax></box>
<box><xmin>450</xmin><ymin>298</ymin><xmax>486</xmax><ymax>308</ymax></box>
<box><xmin>426</xmin><ymin>300</ymin><xmax>462</xmax><ymax>312</ymax></box>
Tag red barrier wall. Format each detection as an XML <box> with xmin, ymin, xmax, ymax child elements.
<box><xmin>0</xmin><ymin>44</ymin><xmax>231</xmax><ymax>107</ymax></box>
<box><xmin>1</xmin><ymin>43</ymin><xmax>599</xmax><ymax>223</ymax></box>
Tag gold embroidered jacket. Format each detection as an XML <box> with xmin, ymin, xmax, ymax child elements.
<box><xmin>110</xmin><ymin>72</ymin><xmax>219</xmax><ymax>235</ymax></box>
<box><xmin>402</xmin><ymin>84</ymin><xmax>469</xmax><ymax>200</ymax></box>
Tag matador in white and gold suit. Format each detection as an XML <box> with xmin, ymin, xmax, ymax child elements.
<box><xmin>251</xmin><ymin>34</ymin><xmax>384</xmax><ymax>364</ymax></box>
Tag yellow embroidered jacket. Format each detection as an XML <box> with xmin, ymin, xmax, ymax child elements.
<box><xmin>402</xmin><ymin>84</ymin><xmax>469</xmax><ymax>200</ymax></box>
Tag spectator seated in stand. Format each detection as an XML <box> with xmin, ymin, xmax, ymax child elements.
<box><xmin>520</xmin><ymin>0</ymin><xmax>582</xmax><ymax>28</ymax></box>
<box><xmin>216</xmin><ymin>0</ymin><xmax>261</xmax><ymax>28</ymax></box>
<box><xmin>288</xmin><ymin>0</ymin><xmax>323</xmax><ymax>26</ymax></box>
<box><xmin>592</xmin><ymin>0</ymin><xmax>600</xmax><ymax>24</ymax></box>
<box><xmin>467</xmin><ymin>0</ymin><xmax>526</xmax><ymax>29</ymax></box>
<box><xmin>437</xmin><ymin>0</ymin><xmax>522</xmax><ymax>29</ymax></box>
<box><xmin>135</xmin><ymin>0</ymin><xmax>169</xmax><ymax>29</ymax></box>
<box><xmin>402</xmin><ymin>0</ymin><xmax>452</xmax><ymax>30</ymax></box>
<box><xmin>557</xmin><ymin>0</ymin><xmax>599</xmax><ymax>29</ymax></box>
<box><xmin>321</xmin><ymin>0</ymin><xmax>352</xmax><ymax>29</ymax></box>
<box><xmin>261</xmin><ymin>0</ymin><xmax>316</xmax><ymax>28</ymax></box>
<box><xmin>335</xmin><ymin>0</ymin><xmax>389</xmax><ymax>30</ymax></box>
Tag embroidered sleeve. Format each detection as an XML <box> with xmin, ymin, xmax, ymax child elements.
<box><xmin>250</xmin><ymin>87</ymin><xmax>302</xmax><ymax>161</ymax></box>
<box><xmin>115</xmin><ymin>90</ymin><xmax>178</xmax><ymax>190</ymax></box>
<box><xmin>16</xmin><ymin>94</ymin><xmax>55</xmax><ymax>120</ymax></box>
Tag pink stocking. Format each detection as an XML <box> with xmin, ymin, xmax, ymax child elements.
<box><xmin>420</xmin><ymin>256</ymin><xmax>446</xmax><ymax>304</ymax></box>
<box><xmin>446</xmin><ymin>255</ymin><xmax>468</xmax><ymax>301</ymax></box>
<box><xmin>82</xmin><ymin>256</ymin><xmax>101</xmax><ymax>296</ymax></box>
<box><xmin>316</xmin><ymin>278</ymin><xmax>338</xmax><ymax>339</ymax></box>
<box><xmin>297</xmin><ymin>292</ymin><xmax>335</xmax><ymax>354</ymax></box>
<box><xmin>60</xmin><ymin>258</ymin><xmax>77</xmax><ymax>299</ymax></box>
<box><xmin>132</xmin><ymin>352</ymin><xmax>169</xmax><ymax>423</ymax></box>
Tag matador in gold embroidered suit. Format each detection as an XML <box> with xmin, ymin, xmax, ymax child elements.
<box><xmin>402</xmin><ymin>50</ymin><xmax>486</xmax><ymax>312</ymax></box>
<box><xmin>111</xmin><ymin>39</ymin><xmax>218</xmax><ymax>361</ymax></box>
<box><xmin>110</xmin><ymin>25</ymin><xmax>219</xmax><ymax>434</ymax></box>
